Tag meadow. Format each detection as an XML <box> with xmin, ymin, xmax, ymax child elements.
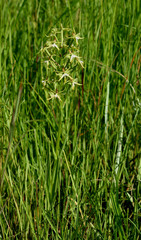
<box><xmin>0</xmin><ymin>0</ymin><xmax>141</xmax><ymax>239</ymax></box>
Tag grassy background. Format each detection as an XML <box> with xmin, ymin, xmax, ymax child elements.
<box><xmin>0</xmin><ymin>0</ymin><xmax>141</xmax><ymax>239</ymax></box>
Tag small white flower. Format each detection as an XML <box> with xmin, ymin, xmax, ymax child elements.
<box><xmin>42</xmin><ymin>80</ymin><xmax>47</xmax><ymax>86</ymax></box>
<box><xmin>69</xmin><ymin>53</ymin><xmax>84</xmax><ymax>67</ymax></box>
<box><xmin>70</xmin><ymin>54</ymin><xmax>79</xmax><ymax>62</ymax></box>
<box><xmin>44</xmin><ymin>60</ymin><xmax>49</xmax><ymax>66</ymax></box>
<box><xmin>73</xmin><ymin>34</ymin><xmax>83</xmax><ymax>45</ymax></box>
<box><xmin>46</xmin><ymin>42</ymin><xmax>59</xmax><ymax>50</ymax></box>
<box><xmin>54</xmin><ymin>93</ymin><xmax>61</xmax><ymax>100</ymax></box>
<box><xmin>79</xmin><ymin>60</ymin><xmax>84</xmax><ymax>68</ymax></box>
<box><xmin>52</xmin><ymin>43</ymin><xmax>59</xmax><ymax>50</ymax></box>
<box><xmin>59</xmin><ymin>73</ymin><xmax>72</xmax><ymax>81</ymax></box>
<box><xmin>68</xmin><ymin>32</ymin><xmax>83</xmax><ymax>45</ymax></box>
<box><xmin>48</xmin><ymin>93</ymin><xmax>62</xmax><ymax>101</ymax></box>
<box><xmin>70</xmin><ymin>79</ymin><xmax>81</xmax><ymax>90</ymax></box>
<box><xmin>72</xmin><ymin>82</ymin><xmax>76</xmax><ymax>90</ymax></box>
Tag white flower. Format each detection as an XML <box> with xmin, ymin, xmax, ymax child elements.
<box><xmin>73</xmin><ymin>33</ymin><xmax>83</xmax><ymax>45</ymax></box>
<box><xmin>70</xmin><ymin>54</ymin><xmax>79</xmax><ymax>62</ymax></box>
<box><xmin>42</xmin><ymin>79</ymin><xmax>47</xmax><ymax>86</ymax></box>
<box><xmin>52</xmin><ymin>43</ymin><xmax>59</xmax><ymax>50</ymax></box>
<box><xmin>59</xmin><ymin>73</ymin><xmax>72</xmax><ymax>81</ymax></box>
<box><xmin>70</xmin><ymin>79</ymin><xmax>82</xmax><ymax>90</ymax></box>
<box><xmin>68</xmin><ymin>32</ymin><xmax>83</xmax><ymax>45</ymax></box>
<box><xmin>44</xmin><ymin>60</ymin><xmax>49</xmax><ymax>66</ymax></box>
<box><xmin>54</xmin><ymin>93</ymin><xmax>61</xmax><ymax>100</ymax></box>
<box><xmin>46</xmin><ymin>42</ymin><xmax>59</xmax><ymax>50</ymax></box>
<box><xmin>79</xmin><ymin>60</ymin><xmax>84</xmax><ymax>68</ymax></box>
<box><xmin>72</xmin><ymin>82</ymin><xmax>76</xmax><ymax>90</ymax></box>
<box><xmin>48</xmin><ymin>93</ymin><xmax>62</xmax><ymax>101</ymax></box>
<box><xmin>69</xmin><ymin>54</ymin><xmax>84</xmax><ymax>67</ymax></box>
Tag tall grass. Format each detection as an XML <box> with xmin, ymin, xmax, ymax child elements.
<box><xmin>0</xmin><ymin>0</ymin><xmax>141</xmax><ymax>239</ymax></box>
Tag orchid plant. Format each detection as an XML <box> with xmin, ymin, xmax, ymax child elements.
<box><xmin>40</xmin><ymin>25</ymin><xmax>84</xmax><ymax>102</ymax></box>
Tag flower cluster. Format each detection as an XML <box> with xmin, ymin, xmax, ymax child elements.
<box><xmin>40</xmin><ymin>26</ymin><xmax>84</xmax><ymax>101</ymax></box>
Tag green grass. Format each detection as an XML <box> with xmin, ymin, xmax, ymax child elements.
<box><xmin>0</xmin><ymin>0</ymin><xmax>141</xmax><ymax>239</ymax></box>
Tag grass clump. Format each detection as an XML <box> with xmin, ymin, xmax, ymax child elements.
<box><xmin>0</xmin><ymin>0</ymin><xmax>141</xmax><ymax>239</ymax></box>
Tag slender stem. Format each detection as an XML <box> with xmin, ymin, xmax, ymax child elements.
<box><xmin>0</xmin><ymin>83</ymin><xmax>23</xmax><ymax>190</ymax></box>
